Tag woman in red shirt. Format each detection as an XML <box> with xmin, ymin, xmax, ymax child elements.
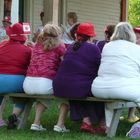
<box><xmin>0</xmin><ymin>22</ymin><xmax>31</xmax><ymax>128</ymax></box>
<box><xmin>23</xmin><ymin>24</ymin><xmax>69</xmax><ymax>132</ymax></box>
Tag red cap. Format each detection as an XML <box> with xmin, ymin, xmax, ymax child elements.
<box><xmin>2</xmin><ymin>16</ymin><xmax>11</xmax><ymax>24</ymax></box>
<box><xmin>76</xmin><ymin>23</ymin><xmax>96</xmax><ymax>37</ymax></box>
<box><xmin>6</xmin><ymin>22</ymin><xmax>31</xmax><ymax>41</ymax></box>
<box><xmin>134</xmin><ymin>26</ymin><xmax>140</xmax><ymax>33</ymax></box>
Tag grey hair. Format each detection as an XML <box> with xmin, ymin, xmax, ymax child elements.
<box><xmin>110</xmin><ymin>22</ymin><xmax>136</xmax><ymax>43</ymax></box>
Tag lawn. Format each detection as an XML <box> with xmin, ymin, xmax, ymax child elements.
<box><xmin>0</xmin><ymin>100</ymin><xmax>136</xmax><ymax>140</ymax></box>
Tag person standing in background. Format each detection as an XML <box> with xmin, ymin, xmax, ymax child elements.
<box><xmin>134</xmin><ymin>26</ymin><xmax>140</xmax><ymax>45</ymax></box>
<box><xmin>96</xmin><ymin>24</ymin><xmax>115</xmax><ymax>52</ymax></box>
<box><xmin>32</xmin><ymin>12</ymin><xmax>44</xmax><ymax>42</ymax></box>
<box><xmin>62</xmin><ymin>12</ymin><xmax>78</xmax><ymax>48</ymax></box>
<box><xmin>0</xmin><ymin>16</ymin><xmax>12</xmax><ymax>42</ymax></box>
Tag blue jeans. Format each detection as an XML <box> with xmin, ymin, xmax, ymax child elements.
<box><xmin>0</xmin><ymin>74</ymin><xmax>25</xmax><ymax>109</ymax></box>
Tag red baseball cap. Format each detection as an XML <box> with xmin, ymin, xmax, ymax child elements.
<box><xmin>2</xmin><ymin>16</ymin><xmax>11</xmax><ymax>24</ymax></box>
<box><xmin>6</xmin><ymin>22</ymin><xmax>31</xmax><ymax>41</ymax></box>
<box><xmin>134</xmin><ymin>26</ymin><xmax>140</xmax><ymax>33</ymax></box>
<box><xmin>76</xmin><ymin>23</ymin><xmax>96</xmax><ymax>37</ymax></box>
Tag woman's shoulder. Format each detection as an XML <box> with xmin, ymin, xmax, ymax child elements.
<box><xmin>82</xmin><ymin>42</ymin><xmax>96</xmax><ymax>47</ymax></box>
<box><xmin>116</xmin><ymin>40</ymin><xmax>140</xmax><ymax>48</ymax></box>
<box><xmin>96</xmin><ymin>40</ymin><xmax>107</xmax><ymax>45</ymax></box>
<box><xmin>0</xmin><ymin>40</ymin><xmax>9</xmax><ymax>47</ymax></box>
<box><xmin>80</xmin><ymin>42</ymin><xmax>101</xmax><ymax>58</ymax></box>
<box><xmin>53</xmin><ymin>43</ymin><xmax>66</xmax><ymax>54</ymax></box>
<box><xmin>56</xmin><ymin>43</ymin><xmax>65</xmax><ymax>48</ymax></box>
<box><xmin>21</xmin><ymin>44</ymin><xmax>32</xmax><ymax>54</ymax></box>
<box><xmin>34</xmin><ymin>41</ymin><xmax>42</xmax><ymax>47</ymax></box>
<box><xmin>32</xmin><ymin>42</ymin><xmax>43</xmax><ymax>51</ymax></box>
<box><xmin>84</xmin><ymin>42</ymin><xmax>100</xmax><ymax>51</ymax></box>
<box><xmin>103</xmin><ymin>40</ymin><xmax>140</xmax><ymax>54</ymax></box>
<box><xmin>54</xmin><ymin>43</ymin><xmax>65</xmax><ymax>51</ymax></box>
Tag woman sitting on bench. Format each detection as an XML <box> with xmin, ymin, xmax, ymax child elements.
<box><xmin>53</xmin><ymin>23</ymin><xmax>106</xmax><ymax>134</ymax></box>
<box><xmin>92</xmin><ymin>22</ymin><xmax>140</xmax><ymax>107</ymax></box>
<box><xmin>0</xmin><ymin>22</ymin><xmax>31</xmax><ymax>128</ymax></box>
<box><xmin>23</xmin><ymin>24</ymin><xmax>69</xmax><ymax>132</ymax></box>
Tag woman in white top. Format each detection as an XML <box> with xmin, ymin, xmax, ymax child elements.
<box><xmin>92</xmin><ymin>22</ymin><xmax>140</xmax><ymax>104</ymax></box>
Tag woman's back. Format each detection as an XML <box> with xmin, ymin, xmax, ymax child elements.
<box><xmin>53</xmin><ymin>42</ymin><xmax>101</xmax><ymax>98</ymax></box>
<box><xmin>95</xmin><ymin>40</ymin><xmax>140</xmax><ymax>89</ymax></box>
<box><xmin>59</xmin><ymin>42</ymin><xmax>100</xmax><ymax>77</ymax></box>
<box><xmin>27</xmin><ymin>42</ymin><xmax>65</xmax><ymax>79</ymax></box>
<box><xmin>0</xmin><ymin>40</ymin><xmax>31</xmax><ymax>75</ymax></box>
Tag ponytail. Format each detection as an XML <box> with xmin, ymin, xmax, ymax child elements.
<box><xmin>73</xmin><ymin>34</ymin><xmax>90</xmax><ymax>51</ymax></box>
<box><xmin>73</xmin><ymin>41</ymin><xmax>81</xmax><ymax>51</ymax></box>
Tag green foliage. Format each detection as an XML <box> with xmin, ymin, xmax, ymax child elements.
<box><xmin>128</xmin><ymin>0</ymin><xmax>140</xmax><ymax>27</ymax></box>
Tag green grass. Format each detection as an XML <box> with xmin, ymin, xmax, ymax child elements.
<box><xmin>0</xmin><ymin>101</ymin><xmax>136</xmax><ymax>140</ymax></box>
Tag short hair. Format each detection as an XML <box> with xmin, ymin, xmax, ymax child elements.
<box><xmin>40</xmin><ymin>12</ymin><xmax>44</xmax><ymax>17</ymax></box>
<box><xmin>111</xmin><ymin>22</ymin><xmax>136</xmax><ymax>43</ymax></box>
<box><xmin>104</xmin><ymin>24</ymin><xmax>116</xmax><ymax>40</ymax></box>
<box><xmin>67</xmin><ymin>12</ymin><xmax>78</xmax><ymax>23</ymax></box>
<box><xmin>40</xmin><ymin>12</ymin><xmax>44</xmax><ymax>22</ymax></box>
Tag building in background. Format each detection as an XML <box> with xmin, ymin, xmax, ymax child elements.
<box><xmin>0</xmin><ymin>0</ymin><xmax>128</xmax><ymax>40</ymax></box>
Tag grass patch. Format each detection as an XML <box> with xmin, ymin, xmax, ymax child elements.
<box><xmin>0</xmin><ymin>101</ymin><xmax>137</xmax><ymax>140</ymax></box>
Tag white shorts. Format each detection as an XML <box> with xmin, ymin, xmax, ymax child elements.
<box><xmin>92</xmin><ymin>85</ymin><xmax>140</xmax><ymax>103</ymax></box>
<box><xmin>23</xmin><ymin>76</ymin><xmax>53</xmax><ymax>95</ymax></box>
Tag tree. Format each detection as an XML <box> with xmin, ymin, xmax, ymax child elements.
<box><xmin>128</xmin><ymin>0</ymin><xmax>140</xmax><ymax>27</ymax></box>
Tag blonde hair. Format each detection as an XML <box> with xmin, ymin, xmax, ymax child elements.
<box><xmin>37</xmin><ymin>24</ymin><xmax>62</xmax><ymax>51</ymax></box>
<box><xmin>111</xmin><ymin>22</ymin><xmax>136</xmax><ymax>43</ymax></box>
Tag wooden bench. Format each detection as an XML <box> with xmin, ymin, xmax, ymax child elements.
<box><xmin>1</xmin><ymin>93</ymin><xmax>139</xmax><ymax>138</ymax></box>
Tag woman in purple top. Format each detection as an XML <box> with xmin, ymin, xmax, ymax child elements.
<box><xmin>53</xmin><ymin>23</ymin><xmax>106</xmax><ymax>134</ymax></box>
<box><xmin>96</xmin><ymin>24</ymin><xmax>115</xmax><ymax>52</ymax></box>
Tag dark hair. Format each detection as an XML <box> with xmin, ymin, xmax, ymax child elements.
<box><xmin>70</xmin><ymin>23</ymin><xmax>80</xmax><ymax>40</ymax></box>
<box><xmin>73</xmin><ymin>42</ymin><xmax>81</xmax><ymax>51</ymax></box>
<box><xmin>40</xmin><ymin>12</ymin><xmax>44</xmax><ymax>17</ymax></box>
<box><xmin>67</xmin><ymin>12</ymin><xmax>78</xmax><ymax>23</ymax></box>
<box><xmin>104</xmin><ymin>25</ymin><xmax>115</xmax><ymax>40</ymax></box>
<box><xmin>73</xmin><ymin>34</ymin><xmax>90</xmax><ymax>51</ymax></box>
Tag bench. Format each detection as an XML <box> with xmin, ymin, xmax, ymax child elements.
<box><xmin>1</xmin><ymin>93</ymin><xmax>139</xmax><ymax>138</ymax></box>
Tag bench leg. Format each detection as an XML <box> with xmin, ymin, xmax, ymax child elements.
<box><xmin>107</xmin><ymin>109</ymin><xmax>122</xmax><ymax>138</ymax></box>
<box><xmin>17</xmin><ymin>100</ymin><xmax>33</xmax><ymax>129</ymax></box>
<box><xmin>136</xmin><ymin>107</ymin><xmax>140</xmax><ymax>113</ymax></box>
<box><xmin>105</xmin><ymin>105</ymin><xmax>113</xmax><ymax>128</ymax></box>
<box><xmin>1</xmin><ymin>96</ymin><xmax>8</xmax><ymax>114</ymax></box>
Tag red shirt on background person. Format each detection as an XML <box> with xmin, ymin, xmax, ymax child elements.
<box><xmin>134</xmin><ymin>26</ymin><xmax>140</xmax><ymax>45</ymax></box>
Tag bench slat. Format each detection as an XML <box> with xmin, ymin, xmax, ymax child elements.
<box><xmin>0</xmin><ymin>93</ymin><xmax>131</xmax><ymax>102</ymax></box>
<box><xmin>0</xmin><ymin>93</ymin><xmax>138</xmax><ymax>138</ymax></box>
